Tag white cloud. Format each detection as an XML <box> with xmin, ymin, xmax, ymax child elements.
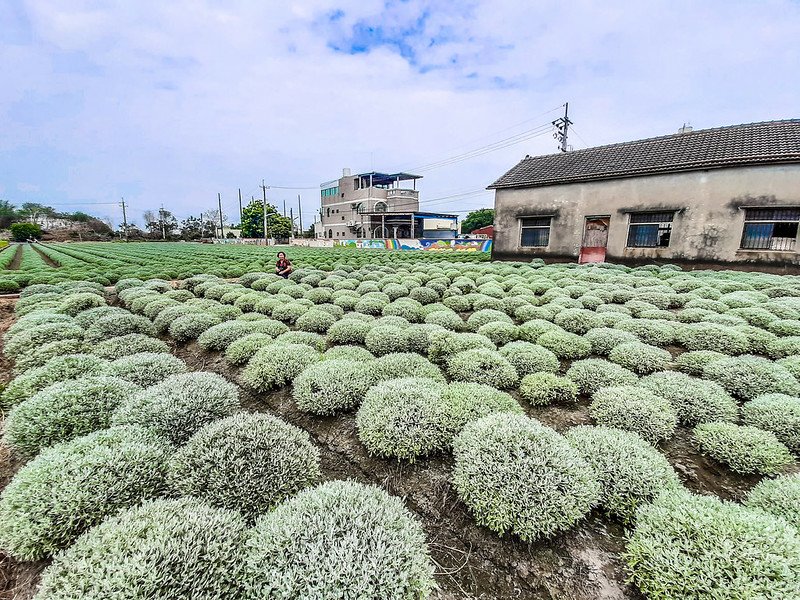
<box><xmin>1</xmin><ymin>0</ymin><xmax>798</xmax><ymax>226</ymax></box>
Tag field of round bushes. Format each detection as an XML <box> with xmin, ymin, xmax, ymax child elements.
<box><xmin>2</xmin><ymin>256</ymin><xmax>800</xmax><ymax>598</ymax></box>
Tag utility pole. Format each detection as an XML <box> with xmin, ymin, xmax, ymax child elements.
<box><xmin>298</xmin><ymin>194</ymin><xmax>303</xmax><ymax>238</ymax></box>
<box><xmin>217</xmin><ymin>193</ymin><xmax>224</xmax><ymax>239</ymax></box>
<box><xmin>238</xmin><ymin>188</ymin><xmax>243</xmax><ymax>224</ymax></box>
<box><xmin>200</xmin><ymin>211</ymin><xmax>204</xmax><ymax>240</ymax></box>
<box><xmin>290</xmin><ymin>207</ymin><xmax>294</xmax><ymax>239</ymax></box>
<box><xmin>552</xmin><ymin>102</ymin><xmax>572</xmax><ymax>152</ymax></box>
<box><xmin>260</xmin><ymin>179</ymin><xmax>270</xmax><ymax>244</ymax></box>
<box><xmin>283</xmin><ymin>199</ymin><xmax>286</xmax><ymax>218</ymax></box>
<box><xmin>119</xmin><ymin>197</ymin><xmax>128</xmax><ymax>242</ymax></box>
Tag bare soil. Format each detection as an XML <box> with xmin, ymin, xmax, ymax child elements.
<box><xmin>29</xmin><ymin>247</ymin><xmax>59</xmax><ymax>269</ymax></box>
<box><xmin>5</xmin><ymin>248</ymin><xmax>21</xmax><ymax>272</ymax></box>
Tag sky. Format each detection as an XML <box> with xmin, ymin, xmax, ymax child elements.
<box><xmin>1</xmin><ymin>0</ymin><xmax>799</xmax><ymax>229</ymax></box>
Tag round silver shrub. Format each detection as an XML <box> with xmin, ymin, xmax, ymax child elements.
<box><xmin>638</xmin><ymin>371</ymin><xmax>738</xmax><ymax>426</ymax></box>
<box><xmin>566</xmin><ymin>359</ymin><xmax>638</xmax><ymax>395</ymax></box>
<box><xmin>694</xmin><ymin>421</ymin><xmax>794</xmax><ymax>475</ymax></box>
<box><xmin>445</xmin><ymin>348</ymin><xmax>519</xmax><ymax>389</ymax></box>
<box><xmin>536</xmin><ymin>329</ymin><xmax>592</xmax><ymax>360</ymax></box>
<box><xmin>452</xmin><ymin>413</ymin><xmax>599</xmax><ymax>541</ymax></box>
<box><xmin>1</xmin><ymin>354</ymin><xmax>110</xmax><ymax>409</ymax></box>
<box><xmin>295</xmin><ymin>309</ymin><xmax>337</xmax><ymax>333</ymax></box>
<box><xmin>293</xmin><ymin>359</ymin><xmax>376</xmax><ymax>415</ymax></box>
<box><xmin>112</xmin><ymin>372</ymin><xmax>240</xmax><ymax>445</ymax></box>
<box><xmin>5</xmin><ymin>376</ymin><xmax>141</xmax><ymax>457</ymax></box>
<box><xmin>427</xmin><ymin>331</ymin><xmax>496</xmax><ymax>364</ymax></box>
<box><xmin>84</xmin><ymin>313</ymin><xmax>156</xmax><ymax>342</ymax></box>
<box><xmin>356</xmin><ymin>378</ymin><xmax>449</xmax><ymax>461</ymax></box>
<box><xmin>702</xmin><ymin>355</ymin><xmax>800</xmax><ymax>400</ymax></box>
<box><xmin>108</xmin><ymin>352</ymin><xmax>187</xmax><ymax>387</ymax></box>
<box><xmin>197</xmin><ymin>320</ymin><xmax>258</xmax><ymax>350</ymax></box>
<box><xmin>90</xmin><ymin>333</ymin><xmax>169</xmax><ymax>360</ymax></box>
<box><xmin>4</xmin><ymin>322</ymin><xmax>85</xmax><ymax>358</ymax></box>
<box><xmin>326</xmin><ymin>318</ymin><xmax>373</xmax><ymax>345</ymax></box>
<box><xmin>441</xmin><ymin>382</ymin><xmax>524</xmax><ymax>441</ymax></box>
<box><xmin>564</xmin><ymin>425</ymin><xmax>681</xmax><ymax>523</ymax></box>
<box><xmin>675</xmin><ymin>349</ymin><xmax>727</xmax><ymax>376</ymax></box>
<box><xmin>241</xmin><ymin>344</ymin><xmax>321</xmax><ymax>392</ymax></box>
<box><xmin>613</xmin><ymin>319</ymin><xmax>675</xmax><ymax>346</ymax></box>
<box><xmin>590</xmin><ymin>386</ymin><xmax>677</xmax><ymax>444</ymax></box>
<box><xmin>167</xmin><ymin>413</ymin><xmax>320</xmax><ymax>521</ymax></box>
<box><xmin>624</xmin><ymin>489</ymin><xmax>800</xmax><ymax>599</ymax></box>
<box><xmin>243</xmin><ymin>480</ymin><xmax>435</xmax><ymax>600</ymax></box>
<box><xmin>225</xmin><ymin>333</ymin><xmax>273</xmax><ymax>365</ymax></box>
<box><xmin>34</xmin><ymin>498</ymin><xmax>247</xmax><ymax>600</ymax></box>
<box><xmin>323</xmin><ymin>345</ymin><xmax>375</xmax><ymax>361</ymax></box>
<box><xmin>519</xmin><ymin>373</ymin><xmax>578</xmax><ymax>405</ymax></box>
<box><xmin>583</xmin><ymin>327</ymin><xmax>639</xmax><ymax>356</ymax></box>
<box><xmin>13</xmin><ymin>338</ymin><xmax>89</xmax><ymax>374</ymax></box>
<box><xmin>274</xmin><ymin>330</ymin><xmax>327</xmax><ymax>351</ymax></box>
<box><xmin>0</xmin><ymin>426</ymin><xmax>169</xmax><ymax>561</ymax></box>
<box><xmin>168</xmin><ymin>312</ymin><xmax>224</xmax><ymax>342</ymax></box>
<box><xmin>676</xmin><ymin>322</ymin><xmax>750</xmax><ymax>354</ymax></box>
<box><xmin>742</xmin><ymin>393</ymin><xmax>800</xmax><ymax>453</ymax></box>
<box><xmin>364</xmin><ymin>325</ymin><xmax>411</xmax><ymax>356</ymax></box>
<box><xmin>55</xmin><ymin>292</ymin><xmax>106</xmax><ymax>316</ymax></box>
<box><xmin>608</xmin><ymin>341</ymin><xmax>672</xmax><ymax>375</ymax></box>
<box><xmin>498</xmin><ymin>341</ymin><xmax>559</xmax><ymax>378</ymax></box>
<box><xmin>371</xmin><ymin>352</ymin><xmax>445</xmax><ymax>382</ymax></box>
<box><xmin>745</xmin><ymin>473</ymin><xmax>800</xmax><ymax>528</ymax></box>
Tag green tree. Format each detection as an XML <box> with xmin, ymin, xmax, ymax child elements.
<box><xmin>240</xmin><ymin>200</ymin><xmax>291</xmax><ymax>239</ymax></box>
<box><xmin>0</xmin><ymin>200</ymin><xmax>17</xmax><ymax>229</ymax></box>
<box><xmin>10</xmin><ymin>222</ymin><xmax>43</xmax><ymax>241</ymax></box>
<box><xmin>461</xmin><ymin>208</ymin><xmax>494</xmax><ymax>234</ymax></box>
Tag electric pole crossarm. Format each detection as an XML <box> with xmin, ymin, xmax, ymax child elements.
<box><xmin>552</xmin><ymin>102</ymin><xmax>573</xmax><ymax>152</ymax></box>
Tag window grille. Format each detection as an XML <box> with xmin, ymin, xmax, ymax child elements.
<box><xmin>627</xmin><ymin>212</ymin><xmax>674</xmax><ymax>248</ymax></box>
<box><xmin>520</xmin><ymin>216</ymin><xmax>551</xmax><ymax>247</ymax></box>
<box><xmin>741</xmin><ymin>208</ymin><xmax>800</xmax><ymax>251</ymax></box>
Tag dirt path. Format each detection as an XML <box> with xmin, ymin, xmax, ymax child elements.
<box><xmin>30</xmin><ymin>246</ymin><xmax>59</xmax><ymax>268</ymax></box>
<box><xmin>0</xmin><ymin>298</ymin><xmax>48</xmax><ymax>600</ymax></box>
<box><xmin>173</xmin><ymin>342</ymin><xmax>640</xmax><ymax>600</ymax></box>
<box><xmin>5</xmin><ymin>247</ymin><xmax>21</xmax><ymax>271</ymax></box>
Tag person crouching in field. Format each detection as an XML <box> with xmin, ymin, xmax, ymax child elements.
<box><xmin>275</xmin><ymin>252</ymin><xmax>293</xmax><ymax>278</ymax></box>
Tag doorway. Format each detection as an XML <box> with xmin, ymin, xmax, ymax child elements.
<box><xmin>579</xmin><ymin>216</ymin><xmax>610</xmax><ymax>264</ymax></box>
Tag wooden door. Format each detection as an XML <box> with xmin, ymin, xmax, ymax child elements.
<box><xmin>579</xmin><ymin>216</ymin><xmax>610</xmax><ymax>264</ymax></box>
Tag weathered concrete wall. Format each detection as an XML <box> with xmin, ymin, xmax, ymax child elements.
<box><xmin>493</xmin><ymin>164</ymin><xmax>800</xmax><ymax>269</ymax></box>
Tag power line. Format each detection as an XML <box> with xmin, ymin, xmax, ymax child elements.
<box><xmin>570</xmin><ymin>125</ymin><xmax>591</xmax><ymax>149</ymax></box>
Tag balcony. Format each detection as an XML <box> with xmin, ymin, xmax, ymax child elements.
<box><xmin>386</xmin><ymin>188</ymin><xmax>419</xmax><ymax>201</ymax></box>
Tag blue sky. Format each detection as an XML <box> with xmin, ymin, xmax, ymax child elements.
<box><xmin>1</xmin><ymin>0</ymin><xmax>799</xmax><ymax>228</ymax></box>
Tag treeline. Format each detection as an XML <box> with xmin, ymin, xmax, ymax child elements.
<box><xmin>0</xmin><ymin>200</ymin><xmax>113</xmax><ymax>241</ymax></box>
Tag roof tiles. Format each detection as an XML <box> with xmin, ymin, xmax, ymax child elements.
<box><xmin>489</xmin><ymin>119</ymin><xmax>800</xmax><ymax>189</ymax></box>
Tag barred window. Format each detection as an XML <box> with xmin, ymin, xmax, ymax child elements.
<box><xmin>627</xmin><ymin>212</ymin><xmax>674</xmax><ymax>248</ymax></box>
<box><xmin>741</xmin><ymin>208</ymin><xmax>800</xmax><ymax>251</ymax></box>
<box><xmin>520</xmin><ymin>216</ymin><xmax>551</xmax><ymax>247</ymax></box>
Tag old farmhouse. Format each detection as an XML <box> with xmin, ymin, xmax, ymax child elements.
<box><xmin>489</xmin><ymin>120</ymin><xmax>800</xmax><ymax>269</ymax></box>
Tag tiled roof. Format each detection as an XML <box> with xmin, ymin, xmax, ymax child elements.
<box><xmin>489</xmin><ymin>119</ymin><xmax>800</xmax><ymax>189</ymax></box>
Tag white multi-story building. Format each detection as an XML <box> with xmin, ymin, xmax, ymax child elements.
<box><xmin>314</xmin><ymin>168</ymin><xmax>457</xmax><ymax>239</ymax></box>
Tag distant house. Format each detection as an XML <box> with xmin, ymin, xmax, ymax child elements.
<box><xmin>315</xmin><ymin>168</ymin><xmax>458</xmax><ymax>239</ymax></box>
<box><xmin>489</xmin><ymin>120</ymin><xmax>800</xmax><ymax>269</ymax></box>
<box><xmin>469</xmin><ymin>225</ymin><xmax>494</xmax><ymax>239</ymax></box>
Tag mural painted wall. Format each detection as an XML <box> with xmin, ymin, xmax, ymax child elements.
<box><xmin>334</xmin><ymin>238</ymin><xmax>492</xmax><ymax>252</ymax></box>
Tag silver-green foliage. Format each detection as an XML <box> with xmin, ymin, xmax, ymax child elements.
<box><xmin>445</xmin><ymin>348</ymin><xmax>519</xmax><ymax>389</ymax></box>
<box><xmin>0</xmin><ymin>426</ymin><xmax>169</xmax><ymax>561</ymax></box>
<box><xmin>519</xmin><ymin>373</ymin><xmax>578</xmax><ymax>406</ymax></box>
<box><xmin>638</xmin><ymin>371</ymin><xmax>738</xmax><ymax>426</ymax></box>
<box><xmin>693</xmin><ymin>421</ymin><xmax>794</xmax><ymax>475</ymax></box>
<box><xmin>12</xmin><ymin>338</ymin><xmax>89</xmax><ymax>374</ymax></box>
<box><xmin>5</xmin><ymin>376</ymin><xmax>141</xmax><ymax>457</ymax></box>
<box><xmin>168</xmin><ymin>413</ymin><xmax>320</xmax><ymax>521</ymax></box>
<box><xmin>108</xmin><ymin>352</ymin><xmax>188</xmax><ymax>387</ymax></box>
<box><xmin>1</xmin><ymin>354</ymin><xmax>110</xmax><ymax>409</ymax></box>
<box><xmin>34</xmin><ymin>498</ymin><xmax>247</xmax><ymax>600</ymax></box>
<box><xmin>243</xmin><ymin>480</ymin><xmax>435</xmax><ymax>600</ymax></box>
<box><xmin>452</xmin><ymin>413</ymin><xmax>599</xmax><ymax>541</ymax></box>
<box><xmin>293</xmin><ymin>359</ymin><xmax>376</xmax><ymax>415</ymax></box>
<box><xmin>564</xmin><ymin>425</ymin><xmax>681</xmax><ymax>523</ymax></box>
<box><xmin>624</xmin><ymin>489</ymin><xmax>800</xmax><ymax>599</ymax></box>
<box><xmin>224</xmin><ymin>333</ymin><xmax>273</xmax><ymax>365</ymax></box>
<box><xmin>112</xmin><ymin>372</ymin><xmax>240</xmax><ymax>445</ymax></box>
<box><xmin>4</xmin><ymin>322</ymin><xmax>85</xmax><ymax>358</ymax></box>
<box><xmin>745</xmin><ymin>473</ymin><xmax>800</xmax><ymax>529</ymax></box>
<box><xmin>702</xmin><ymin>355</ymin><xmax>800</xmax><ymax>400</ymax></box>
<box><xmin>84</xmin><ymin>313</ymin><xmax>156</xmax><ymax>342</ymax></box>
<box><xmin>675</xmin><ymin>350</ymin><xmax>727</xmax><ymax>376</ymax></box>
<box><xmin>535</xmin><ymin>329</ymin><xmax>591</xmax><ymax>360</ymax></box>
<box><xmin>742</xmin><ymin>393</ymin><xmax>800</xmax><ymax>453</ymax></box>
<box><xmin>566</xmin><ymin>359</ymin><xmax>638</xmax><ymax>395</ymax></box>
<box><xmin>608</xmin><ymin>341</ymin><xmax>672</xmax><ymax>375</ymax></box>
<box><xmin>89</xmin><ymin>333</ymin><xmax>169</xmax><ymax>360</ymax></box>
<box><xmin>372</xmin><ymin>352</ymin><xmax>446</xmax><ymax>383</ymax></box>
<box><xmin>241</xmin><ymin>344</ymin><xmax>321</xmax><ymax>392</ymax></box>
<box><xmin>590</xmin><ymin>386</ymin><xmax>677</xmax><ymax>444</ymax></box>
<box><xmin>356</xmin><ymin>378</ymin><xmax>449</xmax><ymax>461</ymax></box>
<box><xmin>498</xmin><ymin>341</ymin><xmax>559</xmax><ymax>377</ymax></box>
